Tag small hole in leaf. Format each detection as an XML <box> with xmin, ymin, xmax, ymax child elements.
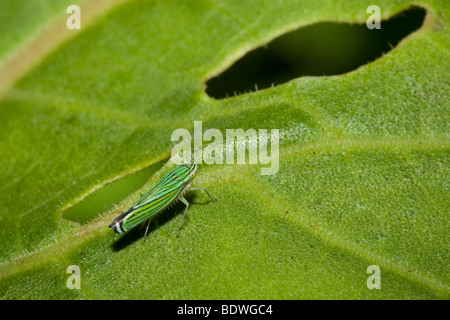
<box><xmin>62</xmin><ymin>159</ymin><xmax>166</xmax><ymax>224</ymax></box>
<box><xmin>205</xmin><ymin>6</ymin><xmax>426</xmax><ymax>99</ymax></box>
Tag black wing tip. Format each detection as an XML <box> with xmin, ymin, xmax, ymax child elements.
<box><xmin>109</xmin><ymin>207</ymin><xmax>134</xmax><ymax>228</ymax></box>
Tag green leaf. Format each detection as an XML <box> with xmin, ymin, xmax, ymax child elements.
<box><xmin>0</xmin><ymin>0</ymin><xmax>448</xmax><ymax>299</ymax></box>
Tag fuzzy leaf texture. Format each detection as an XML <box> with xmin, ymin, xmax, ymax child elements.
<box><xmin>0</xmin><ymin>0</ymin><xmax>448</xmax><ymax>299</ymax></box>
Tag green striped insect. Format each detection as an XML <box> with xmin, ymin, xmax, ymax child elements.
<box><xmin>109</xmin><ymin>164</ymin><xmax>216</xmax><ymax>237</ymax></box>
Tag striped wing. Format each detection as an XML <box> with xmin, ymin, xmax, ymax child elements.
<box><xmin>119</xmin><ymin>165</ymin><xmax>196</xmax><ymax>231</ymax></box>
<box><xmin>121</xmin><ymin>179</ymin><xmax>185</xmax><ymax>231</ymax></box>
<box><xmin>132</xmin><ymin>167</ymin><xmax>188</xmax><ymax>208</ymax></box>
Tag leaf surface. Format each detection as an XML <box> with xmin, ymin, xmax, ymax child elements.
<box><xmin>0</xmin><ymin>0</ymin><xmax>448</xmax><ymax>299</ymax></box>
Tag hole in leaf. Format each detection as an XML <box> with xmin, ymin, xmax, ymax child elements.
<box><xmin>205</xmin><ymin>6</ymin><xmax>426</xmax><ymax>99</ymax></box>
<box><xmin>62</xmin><ymin>159</ymin><xmax>166</xmax><ymax>224</ymax></box>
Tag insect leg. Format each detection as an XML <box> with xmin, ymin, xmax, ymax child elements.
<box><xmin>177</xmin><ymin>196</ymin><xmax>190</xmax><ymax>238</ymax></box>
<box><xmin>189</xmin><ymin>187</ymin><xmax>218</xmax><ymax>202</ymax></box>
<box><xmin>144</xmin><ymin>219</ymin><xmax>152</xmax><ymax>238</ymax></box>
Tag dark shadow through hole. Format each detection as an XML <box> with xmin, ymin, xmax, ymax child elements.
<box><xmin>205</xmin><ymin>6</ymin><xmax>426</xmax><ymax>99</ymax></box>
<box><xmin>62</xmin><ymin>158</ymin><xmax>166</xmax><ymax>224</ymax></box>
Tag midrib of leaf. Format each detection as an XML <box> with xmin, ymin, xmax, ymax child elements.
<box><xmin>4</xmin><ymin>88</ymin><xmax>156</xmax><ymax>126</ymax></box>
<box><xmin>0</xmin><ymin>0</ymin><xmax>129</xmax><ymax>97</ymax></box>
<box><xmin>0</xmin><ymin>135</ymin><xmax>447</xmax><ymax>297</ymax></box>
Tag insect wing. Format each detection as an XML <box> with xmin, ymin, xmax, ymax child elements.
<box><xmin>120</xmin><ymin>167</ymin><xmax>194</xmax><ymax>231</ymax></box>
<box><xmin>109</xmin><ymin>164</ymin><xmax>197</xmax><ymax>233</ymax></box>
